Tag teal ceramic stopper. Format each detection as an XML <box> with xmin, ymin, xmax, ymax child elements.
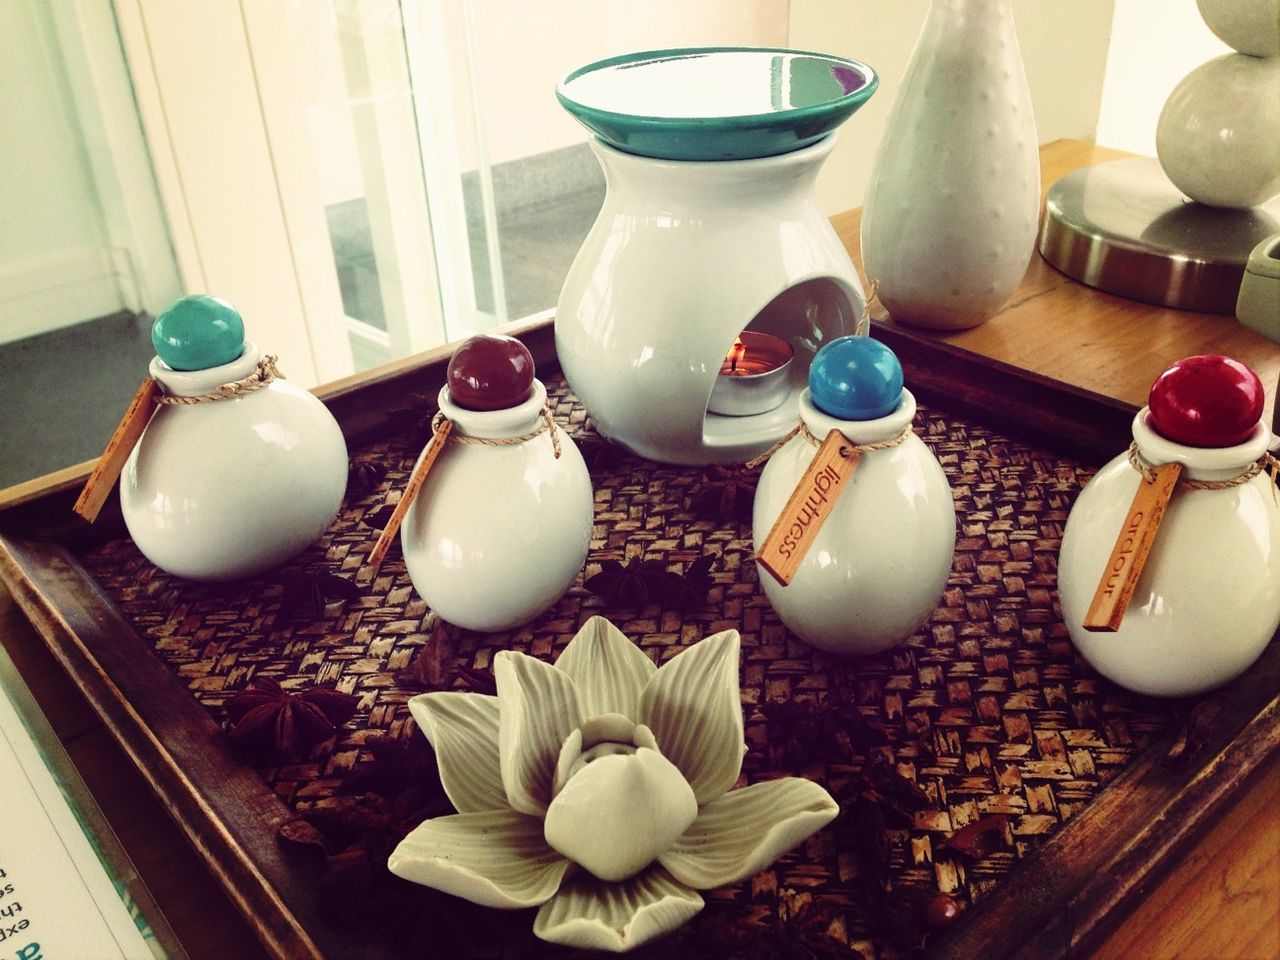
<box><xmin>809</xmin><ymin>336</ymin><xmax>904</xmax><ymax>420</ymax></box>
<box><xmin>152</xmin><ymin>295</ymin><xmax>245</xmax><ymax>371</ymax></box>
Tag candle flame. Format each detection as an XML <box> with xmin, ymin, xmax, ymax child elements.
<box><xmin>727</xmin><ymin>336</ymin><xmax>747</xmax><ymax>374</ymax></box>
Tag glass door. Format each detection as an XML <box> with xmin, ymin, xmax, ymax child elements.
<box><xmin>115</xmin><ymin>0</ymin><xmax>786</xmax><ymax>378</ymax></box>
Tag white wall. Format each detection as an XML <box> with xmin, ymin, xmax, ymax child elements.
<box><xmin>462</xmin><ymin>0</ymin><xmax>789</xmax><ymax>168</ymax></box>
<box><xmin>790</xmin><ymin>0</ymin><xmax>1118</xmax><ymax>214</ymax></box>
<box><xmin>0</xmin><ymin>0</ymin><xmax>122</xmax><ymax>343</ymax></box>
<box><xmin>1095</xmin><ymin>0</ymin><xmax>1229</xmax><ymax>156</ymax></box>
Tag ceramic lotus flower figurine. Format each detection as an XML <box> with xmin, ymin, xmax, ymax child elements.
<box><xmin>389</xmin><ymin>616</ymin><xmax>838</xmax><ymax>952</ymax></box>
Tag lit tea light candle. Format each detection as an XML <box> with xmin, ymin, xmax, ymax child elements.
<box><xmin>707</xmin><ymin>330</ymin><xmax>795</xmax><ymax>417</ymax></box>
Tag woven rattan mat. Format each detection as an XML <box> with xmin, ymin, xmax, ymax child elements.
<box><xmin>78</xmin><ymin>375</ymin><xmax>1171</xmax><ymax>956</ymax></box>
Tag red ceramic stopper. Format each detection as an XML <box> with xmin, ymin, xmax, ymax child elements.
<box><xmin>446</xmin><ymin>334</ymin><xmax>535</xmax><ymax>411</ymax></box>
<box><xmin>1147</xmin><ymin>355</ymin><xmax>1264</xmax><ymax>447</ymax></box>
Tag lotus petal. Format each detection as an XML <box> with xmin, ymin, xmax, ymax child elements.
<box><xmin>408</xmin><ymin>692</ymin><xmax>505</xmax><ymax>813</ymax></box>
<box><xmin>495</xmin><ymin>650</ymin><xmax>584</xmax><ymax>816</ymax></box>
<box><xmin>534</xmin><ymin>864</ymin><xmax>703</xmax><ymax>952</ymax></box>
<box><xmin>388</xmin><ymin>809</ymin><xmax>568</xmax><ymax>909</ymax></box>
<box><xmin>638</xmin><ymin>629</ymin><xmax>743</xmax><ymax>804</ymax></box>
<box><xmin>660</xmin><ymin>777</ymin><xmax>839</xmax><ymax>889</ymax></box>
<box><xmin>544</xmin><ymin>747</ymin><xmax>698</xmax><ymax>882</ymax></box>
<box><xmin>555</xmin><ymin>616</ymin><xmax>656</xmax><ymax>720</ymax></box>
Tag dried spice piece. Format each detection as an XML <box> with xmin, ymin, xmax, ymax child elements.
<box><xmin>457</xmin><ymin>663</ymin><xmax>497</xmax><ymax>696</ymax></box>
<box><xmin>688</xmin><ymin>463</ymin><xmax>760</xmax><ymax>524</ymax></box>
<box><xmin>397</xmin><ymin>616</ymin><xmax>455</xmax><ymax>690</ymax></box>
<box><xmin>278</xmin><ymin>817</ymin><xmax>329</xmax><ymax>856</ymax></box>
<box><xmin>660</xmin><ymin>554</ymin><xmax>717</xmax><ymax>610</ymax></box>
<box><xmin>938</xmin><ymin>814</ymin><xmax>1010</xmax><ymax>861</ymax></box>
<box><xmin>585</xmin><ymin>557</ymin><xmax>673</xmax><ymax>607</ymax></box>
<box><xmin>1165</xmin><ymin>696</ymin><xmax>1224</xmax><ymax>767</ymax></box>
<box><xmin>275</xmin><ymin>734</ymin><xmax>454</xmax><ymax>932</ymax></box>
<box><xmin>272</xmin><ymin>568</ymin><xmax>360</xmax><ymax>629</ymax></box>
<box><xmin>386</xmin><ymin>394</ymin><xmax>437</xmax><ymax>452</ymax></box>
<box><xmin>761</xmin><ymin>690</ymin><xmax>889</xmax><ymax>768</ymax></box>
<box><xmin>585</xmin><ymin>554</ymin><xmax>718</xmax><ymax>610</ymax></box>
<box><xmin>347</xmin><ymin>458</ymin><xmax>388</xmax><ymax>499</ymax></box>
<box><xmin>360</xmin><ymin>502</ymin><xmax>398</xmax><ymax>533</ymax></box>
<box><xmin>224</xmin><ymin>677</ymin><xmax>358</xmax><ymax>758</ymax></box>
<box><xmin>577</xmin><ymin>433</ymin><xmax>633</xmax><ymax>474</ymax></box>
<box><xmin>348</xmin><ymin>732</ymin><xmax>446</xmax><ymax>802</ymax></box>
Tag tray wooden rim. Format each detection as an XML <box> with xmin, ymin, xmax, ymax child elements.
<box><xmin>2</xmin><ymin>317</ymin><xmax>1277</xmax><ymax>960</ymax></box>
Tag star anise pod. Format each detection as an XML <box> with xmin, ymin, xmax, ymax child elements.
<box><xmin>224</xmin><ymin>677</ymin><xmax>358</xmax><ymax>758</ymax></box>
<box><xmin>661</xmin><ymin>554</ymin><xmax>717</xmax><ymax>610</ymax></box>
<box><xmin>585</xmin><ymin>554</ymin><xmax>718</xmax><ymax>610</ymax></box>
<box><xmin>272</xmin><ymin>568</ymin><xmax>360</xmax><ymax>629</ymax></box>
<box><xmin>347</xmin><ymin>458</ymin><xmax>388</xmax><ymax>499</ymax></box>
<box><xmin>761</xmin><ymin>691</ymin><xmax>889</xmax><ymax>768</ymax></box>
<box><xmin>585</xmin><ymin>556</ymin><xmax>673</xmax><ymax>607</ymax></box>
<box><xmin>688</xmin><ymin>463</ymin><xmax>760</xmax><ymax>524</ymax></box>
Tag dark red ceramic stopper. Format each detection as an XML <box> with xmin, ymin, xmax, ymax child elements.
<box><xmin>446</xmin><ymin>334</ymin><xmax>535</xmax><ymax>411</ymax></box>
<box><xmin>1147</xmin><ymin>355</ymin><xmax>1264</xmax><ymax>447</ymax></box>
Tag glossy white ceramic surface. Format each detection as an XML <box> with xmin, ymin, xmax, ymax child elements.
<box><xmin>1059</xmin><ymin>408</ymin><xmax>1280</xmax><ymax>697</ymax></box>
<box><xmin>753</xmin><ymin>389</ymin><xmax>956</xmax><ymax>654</ymax></box>
<box><xmin>389</xmin><ymin>617</ymin><xmax>839</xmax><ymax>952</ymax></box>
<box><xmin>400</xmin><ymin>380</ymin><xmax>592</xmax><ymax>631</ymax></box>
<box><xmin>556</xmin><ymin>136</ymin><xmax>864</xmax><ymax>465</ymax></box>
<box><xmin>121</xmin><ymin>342</ymin><xmax>348</xmax><ymax>581</ymax></box>
<box><xmin>860</xmin><ymin>0</ymin><xmax>1040</xmax><ymax>330</ymax></box>
<box><xmin>1156</xmin><ymin>53</ymin><xmax>1280</xmax><ymax>209</ymax></box>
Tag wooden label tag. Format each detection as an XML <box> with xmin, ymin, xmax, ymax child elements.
<box><xmin>1083</xmin><ymin>461</ymin><xmax>1183</xmax><ymax>632</ymax></box>
<box><xmin>73</xmin><ymin>378</ymin><xmax>162</xmax><ymax>523</ymax></box>
<box><xmin>756</xmin><ymin>429</ymin><xmax>862</xmax><ymax>587</ymax></box>
<box><xmin>366</xmin><ymin>419</ymin><xmax>453</xmax><ymax>576</ymax></box>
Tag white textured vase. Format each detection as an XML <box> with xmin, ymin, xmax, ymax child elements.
<box><xmin>401</xmin><ymin>380</ymin><xmax>593</xmax><ymax>632</ymax></box>
<box><xmin>121</xmin><ymin>342</ymin><xmax>348</xmax><ymax>581</ymax></box>
<box><xmin>861</xmin><ymin>0</ymin><xmax>1040</xmax><ymax>330</ymax></box>
<box><xmin>556</xmin><ymin>137</ymin><xmax>864</xmax><ymax>465</ymax></box>
<box><xmin>1058</xmin><ymin>410</ymin><xmax>1280</xmax><ymax>697</ymax></box>
<box><xmin>752</xmin><ymin>389</ymin><xmax>956</xmax><ymax>655</ymax></box>
<box><xmin>1156</xmin><ymin>53</ymin><xmax>1280</xmax><ymax>209</ymax></box>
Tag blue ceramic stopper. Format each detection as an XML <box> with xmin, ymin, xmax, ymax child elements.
<box><xmin>152</xmin><ymin>295</ymin><xmax>245</xmax><ymax>371</ymax></box>
<box><xmin>809</xmin><ymin>336</ymin><xmax>904</xmax><ymax>420</ymax></box>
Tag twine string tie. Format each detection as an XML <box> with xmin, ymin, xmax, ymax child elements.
<box><xmin>1127</xmin><ymin>441</ymin><xmax>1280</xmax><ymax>501</ymax></box>
<box><xmin>155</xmin><ymin>355</ymin><xmax>282</xmax><ymax>405</ymax></box>
<box><xmin>430</xmin><ymin>406</ymin><xmax>562</xmax><ymax>458</ymax></box>
<box><xmin>745</xmin><ymin>417</ymin><xmax>913</xmax><ymax>469</ymax></box>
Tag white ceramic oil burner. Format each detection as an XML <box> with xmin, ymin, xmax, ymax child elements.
<box><xmin>120</xmin><ymin>295</ymin><xmax>348</xmax><ymax>581</ymax></box>
<box><xmin>400</xmin><ymin>335</ymin><xmax>593</xmax><ymax>632</ymax></box>
<box><xmin>1058</xmin><ymin>356</ymin><xmax>1280</xmax><ymax>697</ymax></box>
<box><xmin>752</xmin><ymin>337</ymin><xmax>956</xmax><ymax>654</ymax></box>
<box><xmin>555</xmin><ymin>48</ymin><xmax>878</xmax><ymax>465</ymax></box>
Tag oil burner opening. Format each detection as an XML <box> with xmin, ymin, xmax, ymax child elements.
<box><xmin>703</xmin><ymin>276</ymin><xmax>861</xmax><ymax>459</ymax></box>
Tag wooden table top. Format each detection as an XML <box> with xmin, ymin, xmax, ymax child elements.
<box><xmin>1</xmin><ymin>138</ymin><xmax>1276</xmax><ymax>960</ymax></box>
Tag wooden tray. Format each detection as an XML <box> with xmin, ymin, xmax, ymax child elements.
<box><xmin>1</xmin><ymin>317</ymin><xmax>1277</xmax><ymax>960</ymax></box>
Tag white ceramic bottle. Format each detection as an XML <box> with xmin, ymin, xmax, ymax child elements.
<box><xmin>860</xmin><ymin>0</ymin><xmax>1039</xmax><ymax>330</ymax></box>
<box><xmin>122</xmin><ymin>297</ymin><xmax>348</xmax><ymax>581</ymax></box>
<box><xmin>752</xmin><ymin>339</ymin><xmax>955</xmax><ymax>655</ymax></box>
<box><xmin>1058</xmin><ymin>409</ymin><xmax>1280</xmax><ymax>698</ymax></box>
<box><xmin>401</xmin><ymin>378</ymin><xmax>593</xmax><ymax>633</ymax></box>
